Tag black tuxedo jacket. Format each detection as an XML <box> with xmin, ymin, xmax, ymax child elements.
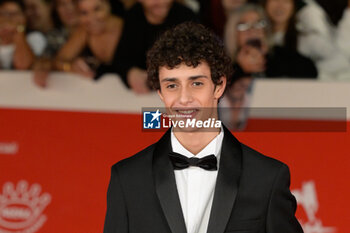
<box><xmin>103</xmin><ymin>126</ymin><xmax>303</xmax><ymax>233</ymax></box>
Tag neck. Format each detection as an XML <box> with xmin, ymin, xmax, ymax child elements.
<box><xmin>144</xmin><ymin>11</ymin><xmax>166</xmax><ymax>25</ymax></box>
<box><xmin>40</xmin><ymin>20</ymin><xmax>54</xmax><ymax>33</ymax></box>
<box><xmin>174</xmin><ymin>128</ymin><xmax>221</xmax><ymax>155</ymax></box>
<box><xmin>273</xmin><ymin>22</ymin><xmax>287</xmax><ymax>33</ymax></box>
<box><xmin>173</xmin><ymin>111</ymin><xmax>221</xmax><ymax>155</ymax></box>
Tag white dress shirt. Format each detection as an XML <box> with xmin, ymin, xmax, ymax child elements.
<box><xmin>171</xmin><ymin>128</ymin><xmax>224</xmax><ymax>233</ymax></box>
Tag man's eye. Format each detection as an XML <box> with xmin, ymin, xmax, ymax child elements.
<box><xmin>193</xmin><ymin>82</ymin><xmax>203</xmax><ymax>86</ymax></box>
<box><xmin>167</xmin><ymin>84</ymin><xmax>177</xmax><ymax>89</ymax></box>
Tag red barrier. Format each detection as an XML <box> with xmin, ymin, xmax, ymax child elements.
<box><xmin>0</xmin><ymin>108</ymin><xmax>348</xmax><ymax>233</ymax></box>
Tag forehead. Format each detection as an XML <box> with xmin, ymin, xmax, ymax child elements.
<box><xmin>267</xmin><ymin>0</ymin><xmax>293</xmax><ymax>4</ymax></box>
<box><xmin>78</xmin><ymin>0</ymin><xmax>101</xmax><ymax>8</ymax></box>
<box><xmin>141</xmin><ymin>0</ymin><xmax>172</xmax><ymax>5</ymax></box>
<box><xmin>0</xmin><ymin>2</ymin><xmax>22</xmax><ymax>11</ymax></box>
<box><xmin>239</xmin><ymin>10</ymin><xmax>260</xmax><ymax>22</ymax></box>
<box><xmin>57</xmin><ymin>0</ymin><xmax>72</xmax><ymax>5</ymax></box>
<box><xmin>158</xmin><ymin>62</ymin><xmax>211</xmax><ymax>80</ymax></box>
<box><xmin>23</xmin><ymin>0</ymin><xmax>44</xmax><ymax>6</ymax></box>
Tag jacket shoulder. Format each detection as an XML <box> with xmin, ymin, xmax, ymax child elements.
<box><xmin>240</xmin><ymin>143</ymin><xmax>287</xmax><ymax>171</ymax></box>
<box><xmin>111</xmin><ymin>143</ymin><xmax>156</xmax><ymax>174</ymax></box>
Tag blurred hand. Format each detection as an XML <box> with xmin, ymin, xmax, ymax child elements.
<box><xmin>127</xmin><ymin>67</ymin><xmax>150</xmax><ymax>94</ymax></box>
<box><xmin>32</xmin><ymin>59</ymin><xmax>51</xmax><ymax>88</ymax></box>
<box><xmin>33</xmin><ymin>70</ymin><xmax>49</xmax><ymax>88</ymax></box>
<box><xmin>71</xmin><ymin>58</ymin><xmax>95</xmax><ymax>78</ymax></box>
<box><xmin>237</xmin><ymin>46</ymin><xmax>266</xmax><ymax>73</ymax></box>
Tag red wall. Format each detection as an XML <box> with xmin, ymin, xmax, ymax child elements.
<box><xmin>0</xmin><ymin>108</ymin><xmax>348</xmax><ymax>233</ymax></box>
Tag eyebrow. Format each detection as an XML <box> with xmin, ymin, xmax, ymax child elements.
<box><xmin>161</xmin><ymin>75</ymin><xmax>208</xmax><ymax>83</ymax></box>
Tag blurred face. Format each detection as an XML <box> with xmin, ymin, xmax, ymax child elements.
<box><xmin>0</xmin><ymin>2</ymin><xmax>25</xmax><ymax>43</ymax></box>
<box><xmin>266</xmin><ymin>0</ymin><xmax>294</xmax><ymax>26</ymax></box>
<box><xmin>158</xmin><ymin>62</ymin><xmax>226</xmax><ymax>131</ymax></box>
<box><xmin>23</xmin><ymin>0</ymin><xmax>51</xmax><ymax>31</ymax></box>
<box><xmin>221</xmin><ymin>0</ymin><xmax>247</xmax><ymax>12</ymax></box>
<box><xmin>56</xmin><ymin>0</ymin><xmax>78</xmax><ymax>27</ymax></box>
<box><xmin>236</xmin><ymin>11</ymin><xmax>266</xmax><ymax>47</ymax></box>
<box><xmin>78</xmin><ymin>0</ymin><xmax>109</xmax><ymax>34</ymax></box>
<box><xmin>140</xmin><ymin>0</ymin><xmax>173</xmax><ymax>22</ymax></box>
<box><xmin>0</xmin><ymin>2</ymin><xmax>25</xmax><ymax>26</ymax></box>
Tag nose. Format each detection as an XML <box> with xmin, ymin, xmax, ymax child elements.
<box><xmin>178</xmin><ymin>86</ymin><xmax>193</xmax><ymax>105</ymax></box>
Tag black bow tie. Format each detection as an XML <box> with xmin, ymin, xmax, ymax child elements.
<box><xmin>169</xmin><ymin>152</ymin><xmax>218</xmax><ymax>171</ymax></box>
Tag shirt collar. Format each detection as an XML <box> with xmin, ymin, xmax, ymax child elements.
<box><xmin>170</xmin><ymin>126</ymin><xmax>224</xmax><ymax>161</ymax></box>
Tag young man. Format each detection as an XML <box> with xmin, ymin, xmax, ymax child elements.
<box><xmin>103</xmin><ymin>22</ymin><xmax>303</xmax><ymax>233</ymax></box>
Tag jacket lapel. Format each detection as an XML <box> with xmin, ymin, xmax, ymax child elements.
<box><xmin>153</xmin><ymin>129</ymin><xmax>187</xmax><ymax>233</ymax></box>
<box><xmin>207</xmin><ymin>125</ymin><xmax>243</xmax><ymax>233</ymax></box>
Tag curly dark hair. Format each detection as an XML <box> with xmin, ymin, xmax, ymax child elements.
<box><xmin>147</xmin><ymin>22</ymin><xmax>233</xmax><ymax>90</ymax></box>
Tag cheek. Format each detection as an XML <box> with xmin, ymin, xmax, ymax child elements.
<box><xmin>57</xmin><ymin>8</ymin><xmax>66</xmax><ymax>18</ymax></box>
<box><xmin>285</xmin><ymin>4</ymin><xmax>294</xmax><ymax>18</ymax></box>
<box><xmin>196</xmin><ymin>89</ymin><xmax>216</xmax><ymax>107</ymax></box>
<box><xmin>79</xmin><ymin>15</ymin><xmax>89</xmax><ymax>24</ymax></box>
<box><xmin>97</xmin><ymin>11</ymin><xmax>106</xmax><ymax>20</ymax></box>
<box><xmin>256</xmin><ymin>29</ymin><xmax>265</xmax><ymax>38</ymax></box>
<box><xmin>159</xmin><ymin>90</ymin><xmax>176</xmax><ymax>106</ymax></box>
<box><xmin>237</xmin><ymin>32</ymin><xmax>247</xmax><ymax>46</ymax></box>
<box><xmin>266</xmin><ymin>3</ymin><xmax>274</xmax><ymax>17</ymax></box>
<box><xmin>18</xmin><ymin>16</ymin><xmax>26</xmax><ymax>25</ymax></box>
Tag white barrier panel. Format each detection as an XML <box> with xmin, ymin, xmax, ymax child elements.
<box><xmin>0</xmin><ymin>71</ymin><xmax>349</xmax><ymax>119</ymax></box>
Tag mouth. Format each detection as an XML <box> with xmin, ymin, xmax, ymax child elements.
<box><xmin>174</xmin><ymin>109</ymin><xmax>199</xmax><ymax>118</ymax></box>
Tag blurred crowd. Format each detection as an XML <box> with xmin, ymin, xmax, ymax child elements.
<box><xmin>0</xmin><ymin>0</ymin><xmax>349</xmax><ymax>92</ymax></box>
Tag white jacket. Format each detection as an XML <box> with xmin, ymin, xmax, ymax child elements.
<box><xmin>297</xmin><ymin>0</ymin><xmax>350</xmax><ymax>80</ymax></box>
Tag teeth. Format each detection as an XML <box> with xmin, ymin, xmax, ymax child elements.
<box><xmin>177</xmin><ymin>110</ymin><xmax>195</xmax><ymax>114</ymax></box>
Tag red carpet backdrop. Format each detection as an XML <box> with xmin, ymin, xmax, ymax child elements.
<box><xmin>0</xmin><ymin>72</ymin><xmax>349</xmax><ymax>233</ymax></box>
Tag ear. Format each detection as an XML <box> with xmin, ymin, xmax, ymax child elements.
<box><xmin>157</xmin><ymin>89</ymin><xmax>164</xmax><ymax>102</ymax></box>
<box><xmin>214</xmin><ymin>76</ymin><xmax>227</xmax><ymax>99</ymax></box>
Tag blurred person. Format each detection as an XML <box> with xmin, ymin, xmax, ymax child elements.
<box><xmin>54</xmin><ymin>0</ymin><xmax>123</xmax><ymax>79</ymax></box>
<box><xmin>32</xmin><ymin>0</ymin><xmax>79</xmax><ymax>88</ymax></box>
<box><xmin>0</xmin><ymin>0</ymin><xmax>34</xmax><ymax>69</ymax></box>
<box><xmin>297</xmin><ymin>0</ymin><xmax>350</xmax><ymax>80</ymax></box>
<box><xmin>23</xmin><ymin>0</ymin><xmax>53</xmax><ymax>33</ymax></box>
<box><xmin>201</xmin><ymin>0</ymin><xmax>249</xmax><ymax>38</ymax></box>
<box><xmin>98</xmin><ymin>0</ymin><xmax>197</xmax><ymax>94</ymax></box>
<box><xmin>219</xmin><ymin>76</ymin><xmax>253</xmax><ymax>130</ymax></box>
<box><xmin>263</xmin><ymin>0</ymin><xmax>304</xmax><ymax>51</ymax></box>
<box><xmin>22</xmin><ymin>0</ymin><xmax>54</xmax><ymax>56</ymax></box>
<box><xmin>224</xmin><ymin>3</ymin><xmax>317</xmax><ymax>80</ymax></box>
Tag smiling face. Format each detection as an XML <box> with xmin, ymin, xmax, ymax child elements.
<box><xmin>0</xmin><ymin>2</ymin><xmax>25</xmax><ymax>26</ymax></box>
<box><xmin>157</xmin><ymin>62</ymin><xmax>226</xmax><ymax>131</ymax></box>
<box><xmin>23</xmin><ymin>0</ymin><xmax>51</xmax><ymax>31</ymax></box>
<box><xmin>140</xmin><ymin>0</ymin><xmax>173</xmax><ymax>24</ymax></box>
<box><xmin>56</xmin><ymin>0</ymin><xmax>78</xmax><ymax>27</ymax></box>
<box><xmin>266</xmin><ymin>0</ymin><xmax>294</xmax><ymax>26</ymax></box>
<box><xmin>0</xmin><ymin>2</ymin><xmax>26</xmax><ymax>44</ymax></box>
<box><xmin>77</xmin><ymin>0</ymin><xmax>109</xmax><ymax>34</ymax></box>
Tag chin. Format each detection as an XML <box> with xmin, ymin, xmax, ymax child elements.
<box><xmin>87</xmin><ymin>27</ymin><xmax>103</xmax><ymax>35</ymax></box>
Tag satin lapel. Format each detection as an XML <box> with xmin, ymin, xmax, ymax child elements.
<box><xmin>207</xmin><ymin>125</ymin><xmax>243</xmax><ymax>233</ymax></box>
<box><xmin>153</xmin><ymin>129</ymin><xmax>187</xmax><ymax>233</ymax></box>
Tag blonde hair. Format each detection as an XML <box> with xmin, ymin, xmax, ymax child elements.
<box><xmin>224</xmin><ymin>4</ymin><xmax>269</xmax><ymax>60</ymax></box>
